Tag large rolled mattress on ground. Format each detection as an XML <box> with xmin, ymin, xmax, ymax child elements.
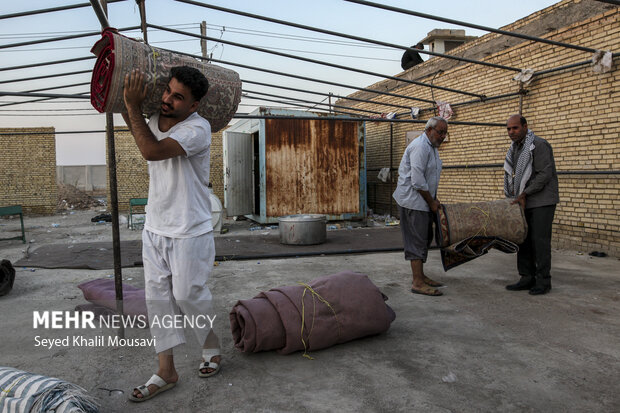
<box><xmin>436</xmin><ymin>198</ymin><xmax>528</xmax><ymax>271</ymax></box>
<box><xmin>90</xmin><ymin>28</ymin><xmax>241</xmax><ymax>132</ymax></box>
<box><xmin>229</xmin><ymin>271</ymin><xmax>396</xmax><ymax>355</ymax></box>
<box><xmin>0</xmin><ymin>367</ymin><xmax>99</xmax><ymax>413</ymax></box>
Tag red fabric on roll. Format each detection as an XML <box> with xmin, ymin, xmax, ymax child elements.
<box><xmin>90</xmin><ymin>29</ymin><xmax>116</xmax><ymax>113</ymax></box>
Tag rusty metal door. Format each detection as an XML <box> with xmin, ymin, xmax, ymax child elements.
<box><xmin>223</xmin><ymin>131</ymin><xmax>253</xmax><ymax>216</ymax></box>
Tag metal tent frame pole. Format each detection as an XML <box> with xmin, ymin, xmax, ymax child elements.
<box><xmin>89</xmin><ymin>0</ymin><xmax>124</xmax><ymax>337</ymax></box>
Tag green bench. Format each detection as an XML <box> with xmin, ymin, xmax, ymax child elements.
<box><xmin>128</xmin><ymin>198</ymin><xmax>148</xmax><ymax>230</ymax></box>
<box><xmin>0</xmin><ymin>205</ymin><xmax>26</xmax><ymax>243</ymax></box>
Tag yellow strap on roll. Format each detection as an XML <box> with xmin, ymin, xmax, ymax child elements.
<box><xmin>298</xmin><ymin>282</ymin><xmax>341</xmax><ymax>360</ymax></box>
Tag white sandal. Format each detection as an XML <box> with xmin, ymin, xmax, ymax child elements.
<box><xmin>128</xmin><ymin>374</ymin><xmax>176</xmax><ymax>402</ymax></box>
<box><xmin>199</xmin><ymin>348</ymin><xmax>221</xmax><ymax>378</ymax></box>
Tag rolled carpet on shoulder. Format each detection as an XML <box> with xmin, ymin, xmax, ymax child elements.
<box><xmin>90</xmin><ymin>28</ymin><xmax>241</xmax><ymax>132</ymax></box>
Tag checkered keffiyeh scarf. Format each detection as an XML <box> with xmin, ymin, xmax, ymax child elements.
<box><xmin>504</xmin><ymin>129</ymin><xmax>536</xmax><ymax>198</ymax></box>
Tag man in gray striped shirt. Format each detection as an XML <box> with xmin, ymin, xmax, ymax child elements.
<box><xmin>393</xmin><ymin>117</ymin><xmax>447</xmax><ymax>296</ymax></box>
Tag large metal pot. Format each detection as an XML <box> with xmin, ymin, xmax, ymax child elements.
<box><xmin>278</xmin><ymin>214</ymin><xmax>326</xmax><ymax>245</ymax></box>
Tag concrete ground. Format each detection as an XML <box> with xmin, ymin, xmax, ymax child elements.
<box><xmin>0</xmin><ymin>210</ymin><xmax>619</xmax><ymax>413</ymax></box>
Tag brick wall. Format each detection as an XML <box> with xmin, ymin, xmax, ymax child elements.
<box><xmin>107</xmin><ymin>126</ymin><xmax>225</xmax><ymax>213</ymax></box>
<box><xmin>0</xmin><ymin>128</ymin><xmax>57</xmax><ymax>214</ymax></box>
<box><xmin>343</xmin><ymin>1</ymin><xmax>619</xmax><ymax>256</ymax></box>
<box><xmin>210</xmin><ymin>129</ymin><xmax>224</xmax><ymax>201</ymax></box>
<box><xmin>106</xmin><ymin>128</ymin><xmax>149</xmax><ymax>213</ymax></box>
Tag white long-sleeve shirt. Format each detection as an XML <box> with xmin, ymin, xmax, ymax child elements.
<box><xmin>392</xmin><ymin>133</ymin><xmax>442</xmax><ymax>212</ymax></box>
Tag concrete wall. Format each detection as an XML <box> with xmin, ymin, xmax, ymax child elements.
<box><xmin>0</xmin><ymin>128</ymin><xmax>57</xmax><ymax>214</ymax></box>
<box><xmin>342</xmin><ymin>1</ymin><xmax>619</xmax><ymax>256</ymax></box>
<box><xmin>56</xmin><ymin>165</ymin><xmax>107</xmax><ymax>191</ymax></box>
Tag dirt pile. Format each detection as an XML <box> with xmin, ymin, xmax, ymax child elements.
<box><xmin>57</xmin><ymin>183</ymin><xmax>103</xmax><ymax>210</ymax></box>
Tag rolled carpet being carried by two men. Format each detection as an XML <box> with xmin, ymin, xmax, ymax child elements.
<box><xmin>435</xmin><ymin>198</ymin><xmax>528</xmax><ymax>271</ymax></box>
<box><xmin>90</xmin><ymin>27</ymin><xmax>241</xmax><ymax>132</ymax></box>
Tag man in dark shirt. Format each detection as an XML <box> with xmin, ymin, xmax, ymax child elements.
<box><xmin>401</xmin><ymin>43</ymin><xmax>424</xmax><ymax>71</ymax></box>
<box><xmin>503</xmin><ymin>114</ymin><xmax>560</xmax><ymax>295</ymax></box>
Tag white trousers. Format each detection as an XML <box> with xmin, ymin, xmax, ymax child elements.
<box><xmin>142</xmin><ymin>229</ymin><xmax>215</xmax><ymax>353</ymax></box>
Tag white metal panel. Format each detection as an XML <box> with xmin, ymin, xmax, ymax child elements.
<box><xmin>223</xmin><ymin>131</ymin><xmax>253</xmax><ymax>216</ymax></box>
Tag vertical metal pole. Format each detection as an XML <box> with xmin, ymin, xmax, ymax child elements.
<box><xmin>137</xmin><ymin>0</ymin><xmax>149</xmax><ymax>44</ymax></box>
<box><xmin>328</xmin><ymin>93</ymin><xmax>333</xmax><ymax>114</ymax></box>
<box><xmin>389</xmin><ymin>122</ymin><xmax>393</xmax><ymax>218</ymax></box>
<box><xmin>88</xmin><ymin>0</ymin><xmax>110</xmax><ymax>28</ymax></box>
<box><xmin>106</xmin><ymin>112</ymin><xmax>124</xmax><ymax>338</ymax></box>
<box><xmin>94</xmin><ymin>0</ymin><xmax>125</xmax><ymax>338</ymax></box>
<box><xmin>201</xmin><ymin>21</ymin><xmax>207</xmax><ymax>59</ymax></box>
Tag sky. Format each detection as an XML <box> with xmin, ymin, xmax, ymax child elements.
<box><xmin>0</xmin><ymin>0</ymin><xmax>559</xmax><ymax>165</ymax></box>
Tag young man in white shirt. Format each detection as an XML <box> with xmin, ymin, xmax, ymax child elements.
<box><xmin>123</xmin><ymin>66</ymin><xmax>221</xmax><ymax>402</ymax></box>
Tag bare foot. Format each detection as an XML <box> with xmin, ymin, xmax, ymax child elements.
<box><xmin>411</xmin><ymin>283</ymin><xmax>443</xmax><ymax>296</ymax></box>
<box><xmin>423</xmin><ymin>276</ymin><xmax>444</xmax><ymax>287</ymax></box>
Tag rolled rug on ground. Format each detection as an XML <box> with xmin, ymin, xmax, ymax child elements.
<box><xmin>76</xmin><ymin>278</ymin><xmax>147</xmax><ymax>317</ymax></box>
<box><xmin>229</xmin><ymin>271</ymin><xmax>396</xmax><ymax>355</ymax></box>
<box><xmin>435</xmin><ymin>198</ymin><xmax>528</xmax><ymax>271</ymax></box>
<box><xmin>90</xmin><ymin>28</ymin><xmax>241</xmax><ymax>132</ymax></box>
<box><xmin>0</xmin><ymin>367</ymin><xmax>99</xmax><ymax>413</ymax></box>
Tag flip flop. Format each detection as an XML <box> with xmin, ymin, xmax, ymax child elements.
<box><xmin>128</xmin><ymin>374</ymin><xmax>176</xmax><ymax>402</ymax></box>
<box><xmin>411</xmin><ymin>285</ymin><xmax>443</xmax><ymax>296</ymax></box>
<box><xmin>199</xmin><ymin>348</ymin><xmax>221</xmax><ymax>378</ymax></box>
<box><xmin>424</xmin><ymin>278</ymin><xmax>444</xmax><ymax>287</ymax></box>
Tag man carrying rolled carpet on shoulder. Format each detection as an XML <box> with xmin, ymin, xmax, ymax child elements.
<box><xmin>504</xmin><ymin>114</ymin><xmax>559</xmax><ymax>295</ymax></box>
<box><xmin>393</xmin><ymin>116</ymin><xmax>447</xmax><ymax>296</ymax></box>
<box><xmin>122</xmin><ymin>66</ymin><xmax>222</xmax><ymax>402</ymax></box>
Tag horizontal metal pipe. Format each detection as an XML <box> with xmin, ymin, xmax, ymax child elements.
<box><xmin>0</xmin><ymin>129</ymin><xmax>128</xmax><ymax>136</ymax></box>
<box><xmin>343</xmin><ymin>0</ymin><xmax>599</xmax><ymax>54</ymax></box>
<box><xmin>0</xmin><ymin>26</ymin><xmax>139</xmax><ymax>50</ymax></box>
<box><xmin>0</xmin><ymin>0</ymin><xmax>124</xmax><ymax>20</ymax></box>
<box><xmin>441</xmin><ymin>163</ymin><xmax>620</xmax><ymax>175</ymax></box>
<box><xmin>242</xmin><ymin>95</ymin><xmax>360</xmax><ymax>116</ymax></box>
<box><xmin>174</xmin><ymin>0</ymin><xmax>521</xmax><ymax>72</ymax></box>
<box><xmin>149</xmin><ymin>23</ymin><xmax>487</xmax><ymax>99</ymax></box>
<box><xmin>25</xmin><ymin>82</ymin><xmax>91</xmax><ymax>93</ymax></box>
<box><xmin>242</xmin><ymin>79</ymin><xmax>412</xmax><ymax>111</ymax></box>
<box><xmin>0</xmin><ymin>91</ymin><xmax>90</xmax><ymax>99</ymax></box>
<box><xmin>0</xmin><ymin>97</ymin><xmax>56</xmax><ymax>108</ymax></box>
<box><xmin>233</xmin><ymin>114</ymin><xmax>505</xmax><ymax>127</ymax></box>
<box><xmin>0</xmin><ymin>31</ymin><xmax>101</xmax><ymax>50</ymax></box>
<box><xmin>159</xmin><ymin>47</ymin><xmax>436</xmax><ymax>104</ymax></box>
<box><xmin>442</xmin><ymin>163</ymin><xmax>503</xmax><ymax>169</ymax></box>
<box><xmin>0</xmin><ymin>70</ymin><xmax>92</xmax><ymax>85</ymax></box>
<box><xmin>244</xmin><ymin>89</ymin><xmax>384</xmax><ymax>115</ymax></box>
<box><xmin>557</xmin><ymin>170</ymin><xmax>620</xmax><ymax>175</ymax></box>
<box><xmin>388</xmin><ymin>91</ymin><xmax>524</xmax><ymax>118</ymax></box>
<box><xmin>534</xmin><ymin>53</ymin><xmax>620</xmax><ymax>77</ymax></box>
<box><xmin>0</xmin><ymin>56</ymin><xmax>95</xmax><ymax>72</ymax></box>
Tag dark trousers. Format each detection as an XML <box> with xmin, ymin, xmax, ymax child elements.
<box><xmin>518</xmin><ymin>205</ymin><xmax>556</xmax><ymax>286</ymax></box>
